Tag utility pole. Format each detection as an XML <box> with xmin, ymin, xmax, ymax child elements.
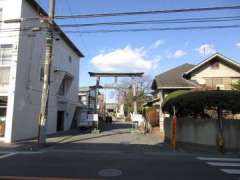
<box><xmin>38</xmin><ymin>0</ymin><xmax>55</xmax><ymax>144</ymax></box>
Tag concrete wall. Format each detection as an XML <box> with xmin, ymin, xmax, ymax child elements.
<box><xmin>164</xmin><ymin>117</ymin><xmax>240</xmax><ymax>151</ymax></box>
<box><xmin>1</xmin><ymin>0</ymin><xmax>81</xmax><ymax>142</ymax></box>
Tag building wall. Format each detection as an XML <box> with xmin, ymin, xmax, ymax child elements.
<box><xmin>1</xmin><ymin>0</ymin><xmax>80</xmax><ymax>142</ymax></box>
<box><xmin>0</xmin><ymin>0</ymin><xmax>23</xmax><ymax>142</ymax></box>
<box><xmin>191</xmin><ymin>61</ymin><xmax>240</xmax><ymax>90</ymax></box>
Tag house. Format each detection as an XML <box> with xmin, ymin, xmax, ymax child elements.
<box><xmin>75</xmin><ymin>87</ymin><xmax>91</xmax><ymax>128</ymax></box>
<box><xmin>76</xmin><ymin>87</ymin><xmax>105</xmax><ymax>127</ymax></box>
<box><xmin>0</xmin><ymin>0</ymin><xmax>84</xmax><ymax>143</ymax></box>
<box><xmin>151</xmin><ymin>53</ymin><xmax>240</xmax><ymax>133</ymax></box>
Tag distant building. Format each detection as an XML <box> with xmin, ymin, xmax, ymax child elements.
<box><xmin>151</xmin><ymin>53</ymin><xmax>240</xmax><ymax>133</ymax></box>
<box><xmin>78</xmin><ymin>87</ymin><xmax>91</xmax><ymax>106</ymax></box>
<box><xmin>76</xmin><ymin>87</ymin><xmax>105</xmax><ymax>127</ymax></box>
<box><xmin>0</xmin><ymin>0</ymin><xmax>84</xmax><ymax>143</ymax></box>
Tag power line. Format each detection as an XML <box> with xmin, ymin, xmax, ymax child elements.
<box><xmin>64</xmin><ymin>0</ymin><xmax>90</xmax><ymax>54</ymax></box>
<box><xmin>1</xmin><ymin>24</ymin><xmax>239</xmax><ymax>36</ymax></box>
<box><xmin>1</xmin><ymin>5</ymin><xmax>240</xmax><ymax>35</ymax></box>
<box><xmin>55</xmin><ymin>5</ymin><xmax>240</xmax><ymax>20</ymax></box>
<box><xmin>59</xmin><ymin>16</ymin><xmax>240</xmax><ymax>28</ymax></box>
<box><xmin>1</xmin><ymin>5</ymin><xmax>240</xmax><ymax>23</ymax></box>
<box><xmin>64</xmin><ymin>24</ymin><xmax>240</xmax><ymax>34</ymax></box>
<box><xmin>1</xmin><ymin>15</ymin><xmax>240</xmax><ymax>33</ymax></box>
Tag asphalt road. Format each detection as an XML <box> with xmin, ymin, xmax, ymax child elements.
<box><xmin>0</xmin><ymin>121</ymin><xmax>239</xmax><ymax>180</ymax></box>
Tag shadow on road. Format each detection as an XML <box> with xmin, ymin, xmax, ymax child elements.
<box><xmin>50</xmin><ymin>141</ymin><xmax>168</xmax><ymax>153</ymax></box>
<box><xmin>59</xmin><ymin>131</ymin><xmax>130</xmax><ymax>144</ymax></box>
<box><xmin>99</xmin><ymin>121</ymin><xmax>133</xmax><ymax>132</ymax></box>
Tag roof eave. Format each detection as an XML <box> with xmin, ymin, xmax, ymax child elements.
<box><xmin>184</xmin><ymin>53</ymin><xmax>240</xmax><ymax>76</ymax></box>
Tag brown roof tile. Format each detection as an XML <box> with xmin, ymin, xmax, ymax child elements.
<box><xmin>153</xmin><ymin>63</ymin><xmax>197</xmax><ymax>89</ymax></box>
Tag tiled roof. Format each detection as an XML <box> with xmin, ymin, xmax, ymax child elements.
<box><xmin>152</xmin><ymin>63</ymin><xmax>197</xmax><ymax>89</ymax></box>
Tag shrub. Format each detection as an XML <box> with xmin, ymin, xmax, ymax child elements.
<box><xmin>162</xmin><ymin>90</ymin><xmax>189</xmax><ymax>108</ymax></box>
<box><xmin>162</xmin><ymin>90</ymin><xmax>240</xmax><ymax>117</ymax></box>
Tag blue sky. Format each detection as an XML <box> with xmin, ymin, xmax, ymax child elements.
<box><xmin>36</xmin><ymin>0</ymin><xmax>240</xmax><ymax>90</ymax></box>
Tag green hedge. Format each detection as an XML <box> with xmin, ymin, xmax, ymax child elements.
<box><xmin>162</xmin><ymin>90</ymin><xmax>240</xmax><ymax>116</ymax></box>
<box><xmin>162</xmin><ymin>90</ymin><xmax>189</xmax><ymax>108</ymax></box>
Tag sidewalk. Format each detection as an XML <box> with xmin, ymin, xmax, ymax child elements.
<box><xmin>0</xmin><ymin>130</ymin><xmax>79</xmax><ymax>152</ymax></box>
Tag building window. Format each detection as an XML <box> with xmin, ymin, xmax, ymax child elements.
<box><xmin>0</xmin><ymin>97</ymin><xmax>7</xmax><ymax>118</ymax></box>
<box><xmin>68</xmin><ymin>56</ymin><xmax>72</xmax><ymax>63</ymax></box>
<box><xmin>0</xmin><ymin>67</ymin><xmax>10</xmax><ymax>84</ymax></box>
<box><xmin>40</xmin><ymin>66</ymin><xmax>44</xmax><ymax>81</ymax></box>
<box><xmin>58</xmin><ymin>79</ymin><xmax>66</xmax><ymax>96</ymax></box>
<box><xmin>0</xmin><ymin>44</ymin><xmax>13</xmax><ymax>66</ymax></box>
<box><xmin>0</xmin><ymin>96</ymin><xmax>7</xmax><ymax>137</ymax></box>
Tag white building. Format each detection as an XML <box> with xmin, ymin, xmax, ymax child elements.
<box><xmin>0</xmin><ymin>0</ymin><xmax>84</xmax><ymax>143</ymax></box>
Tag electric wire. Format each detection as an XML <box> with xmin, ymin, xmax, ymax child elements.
<box><xmin>1</xmin><ymin>16</ymin><xmax>240</xmax><ymax>33</ymax></box>
<box><xmin>63</xmin><ymin>24</ymin><xmax>240</xmax><ymax>34</ymax></box>
<box><xmin>55</xmin><ymin>5</ymin><xmax>240</xmax><ymax>19</ymax></box>
<box><xmin>1</xmin><ymin>5</ymin><xmax>240</xmax><ymax>23</ymax></box>
<box><xmin>58</xmin><ymin>16</ymin><xmax>240</xmax><ymax>28</ymax></box>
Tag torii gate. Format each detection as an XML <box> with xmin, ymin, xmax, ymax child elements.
<box><xmin>88</xmin><ymin>72</ymin><xmax>144</xmax><ymax>114</ymax></box>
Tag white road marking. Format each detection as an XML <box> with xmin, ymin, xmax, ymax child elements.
<box><xmin>0</xmin><ymin>151</ymin><xmax>42</xmax><ymax>154</ymax></box>
<box><xmin>0</xmin><ymin>153</ymin><xmax>17</xmax><ymax>159</ymax></box>
<box><xmin>197</xmin><ymin>157</ymin><xmax>240</xmax><ymax>162</ymax></box>
<box><xmin>207</xmin><ymin>162</ymin><xmax>240</xmax><ymax>167</ymax></box>
<box><xmin>197</xmin><ymin>157</ymin><xmax>240</xmax><ymax>176</ymax></box>
<box><xmin>221</xmin><ymin>169</ymin><xmax>240</xmax><ymax>174</ymax></box>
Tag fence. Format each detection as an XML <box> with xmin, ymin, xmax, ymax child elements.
<box><xmin>145</xmin><ymin>108</ymin><xmax>159</xmax><ymax>127</ymax></box>
<box><xmin>164</xmin><ymin>117</ymin><xmax>240</xmax><ymax>151</ymax></box>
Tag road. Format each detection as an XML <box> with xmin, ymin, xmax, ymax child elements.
<box><xmin>0</xmin><ymin>121</ymin><xmax>239</xmax><ymax>180</ymax></box>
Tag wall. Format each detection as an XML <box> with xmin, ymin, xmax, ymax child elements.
<box><xmin>191</xmin><ymin>60</ymin><xmax>240</xmax><ymax>90</ymax></box>
<box><xmin>0</xmin><ymin>0</ymin><xmax>23</xmax><ymax>143</ymax></box>
<box><xmin>3</xmin><ymin>0</ymin><xmax>80</xmax><ymax>142</ymax></box>
<box><xmin>164</xmin><ymin>117</ymin><xmax>240</xmax><ymax>151</ymax></box>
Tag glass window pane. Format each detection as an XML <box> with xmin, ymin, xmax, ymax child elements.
<box><xmin>0</xmin><ymin>44</ymin><xmax>13</xmax><ymax>65</ymax></box>
<box><xmin>0</xmin><ymin>67</ymin><xmax>10</xmax><ymax>84</ymax></box>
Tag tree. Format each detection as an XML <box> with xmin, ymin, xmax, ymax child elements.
<box><xmin>117</xmin><ymin>75</ymin><xmax>153</xmax><ymax>114</ymax></box>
